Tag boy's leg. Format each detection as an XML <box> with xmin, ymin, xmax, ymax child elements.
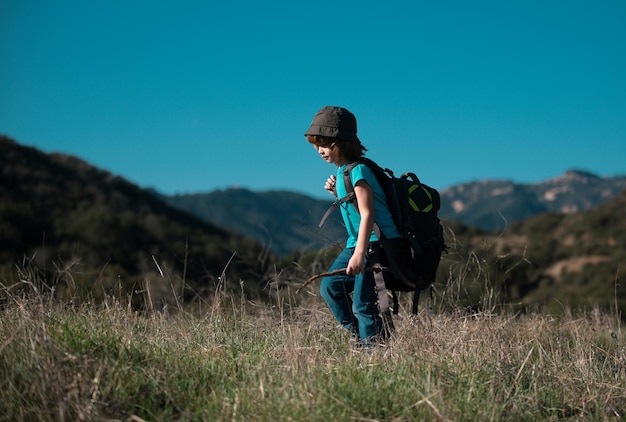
<box><xmin>319</xmin><ymin>247</ymin><xmax>358</xmax><ymax>335</ymax></box>
<box><xmin>352</xmin><ymin>270</ymin><xmax>384</xmax><ymax>341</ymax></box>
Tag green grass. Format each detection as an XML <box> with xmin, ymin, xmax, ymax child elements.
<box><xmin>1</xmin><ymin>281</ymin><xmax>625</xmax><ymax>422</ymax></box>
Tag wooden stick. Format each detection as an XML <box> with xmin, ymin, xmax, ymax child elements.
<box><xmin>296</xmin><ymin>268</ymin><xmax>347</xmax><ymax>293</ymax></box>
<box><xmin>296</xmin><ymin>266</ymin><xmax>389</xmax><ymax>293</ymax></box>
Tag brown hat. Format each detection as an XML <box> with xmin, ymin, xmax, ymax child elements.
<box><xmin>304</xmin><ymin>106</ymin><xmax>360</xmax><ymax>143</ymax></box>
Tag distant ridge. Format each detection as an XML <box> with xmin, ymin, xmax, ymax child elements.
<box><xmin>165</xmin><ymin>169</ymin><xmax>626</xmax><ymax>254</ymax></box>
<box><xmin>439</xmin><ymin>169</ymin><xmax>626</xmax><ymax>231</ymax></box>
<box><xmin>161</xmin><ymin>188</ymin><xmax>346</xmax><ymax>256</ymax></box>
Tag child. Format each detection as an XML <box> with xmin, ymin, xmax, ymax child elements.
<box><xmin>304</xmin><ymin>106</ymin><xmax>400</xmax><ymax>347</ymax></box>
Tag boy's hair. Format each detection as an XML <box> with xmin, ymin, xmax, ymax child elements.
<box><xmin>306</xmin><ymin>134</ymin><xmax>368</xmax><ymax>162</ymax></box>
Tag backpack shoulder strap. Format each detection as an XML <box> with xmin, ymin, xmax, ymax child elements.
<box><xmin>342</xmin><ymin>158</ymin><xmax>386</xmax><ymax>207</ymax></box>
<box><xmin>341</xmin><ymin>161</ymin><xmax>360</xmax><ymax>208</ymax></box>
<box><xmin>318</xmin><ymin>161</ymin><xmax>360</xmax><ymax>228</ymax></box>
<box><xmin>317</xmin><ymin>158</ymin><xmax>391</xmax><ymax>229</ymax></box>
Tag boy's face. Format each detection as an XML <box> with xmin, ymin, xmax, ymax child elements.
<box><xmin>314</xmin><ymin>143</ymin><xmax>342</xmax><ymax>165</ymax></box>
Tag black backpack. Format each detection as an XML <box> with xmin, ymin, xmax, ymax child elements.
<box><xmin>320</xmin><ymin>157</ymin><xmax>447</xmax><ymax>316</ymax></box>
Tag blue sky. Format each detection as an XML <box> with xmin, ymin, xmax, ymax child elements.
<box><xmin>2</xmin><ymin>1</ymin><xmax>625</xmax><ymax>199</ymax></box>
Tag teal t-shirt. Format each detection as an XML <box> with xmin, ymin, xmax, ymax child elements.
<box><xmin>336</xmin><ymin>163</ymin><xmax>400</xmax><ymax>248</ymax></box>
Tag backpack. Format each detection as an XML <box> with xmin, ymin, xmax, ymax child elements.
<box><xmin>319</xmin><ymin>157</ymin><xmax>447</xmax><ymax>316</ymax></box>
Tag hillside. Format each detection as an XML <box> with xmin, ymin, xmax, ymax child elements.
<box><xmin>2</xmin><ymin>135</ymin><xmax>624</xmax><ymax>313</ymax></box>
<box><xmin>0</xmin><ymin>136</ymin><xmax>274</xmax><ymax>304</ymax></box>
<box><xmin>442</xmin><ymin>188</ymin><xmax>626</xmax><ymax>313</ymax></box>
<box><xmin>513</xmin><ymin>186</ymin><xmax>625</xmax><ymax>308</ymax></box>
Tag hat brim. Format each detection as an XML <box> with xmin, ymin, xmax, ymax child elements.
<box><xmin>304</xmin><ymin>124</ymin><xmax>360</xmax><ymax>143</ymax></box>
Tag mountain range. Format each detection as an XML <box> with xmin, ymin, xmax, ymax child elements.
<box><xmin>439</xmin><ymin>170</ymin><xmax>626</xmax><ymax>231</ymax></box>
<box><xmin>2</xmin><ymin>135</ymin><xmax>625</xmax><ymax>313</ymax></box>
<box><xmin>164</xmin><ymin>170</ymin><xmax>626</xmax><ymax>255</ymax></box>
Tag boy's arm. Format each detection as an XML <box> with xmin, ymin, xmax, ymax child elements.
<box><xmin>346</xmin><ymin>179</ymin><xmax>375</xmax><ymax>275</ymax></box>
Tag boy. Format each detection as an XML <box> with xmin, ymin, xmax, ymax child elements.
<box><xmin>304</xmin><ymin>106</ymin><xmax>400</xmax><ymax>347</ymax></box>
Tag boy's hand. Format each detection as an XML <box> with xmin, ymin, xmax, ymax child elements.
<box><xmin>346</xmin><ymin>253</ymin><xmax>365</xmax><ymax>275</ymax></box>
<box><xmin>324</xmin><ymin>175</ymin><xmax>337</xmax><ymax>196</ymax></box>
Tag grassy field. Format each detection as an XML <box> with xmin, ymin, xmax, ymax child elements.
<box><xmin>1</xmin><ymin>274</ymin><xmax>625</xmax><ymax>421</ymax></box>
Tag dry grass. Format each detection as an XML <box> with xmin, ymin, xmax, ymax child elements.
<box><xmin>1</xmin><ymin>248</ymin><xmax>624</xmax><ymax>421</ymax></box>
<box><xmin>0</xmin><ymin>277</ymin><xmax>624</xmax><ymax>421</ymax></box>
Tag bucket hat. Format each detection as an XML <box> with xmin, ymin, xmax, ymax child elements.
<box><xmin>304</xmin><ymin>106</ymin><xmax>360</xmax><ymax>143</ymax></box>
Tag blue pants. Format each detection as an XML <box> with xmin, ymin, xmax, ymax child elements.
<box><xmin>320</xmin><ymin>247</ymin><xmax>383</xmax><ymax>340</ymax></box>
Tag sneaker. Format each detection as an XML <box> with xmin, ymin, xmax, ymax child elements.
<box><xmin>350</xmin><ymin>335</ymin><xmax>387</xmax><ymax>353</ymax></box>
